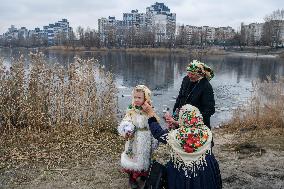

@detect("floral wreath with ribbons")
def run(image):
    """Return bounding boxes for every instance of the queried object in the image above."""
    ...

[186,60,214,81]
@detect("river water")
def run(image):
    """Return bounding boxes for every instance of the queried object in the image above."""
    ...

[1,48,284,127]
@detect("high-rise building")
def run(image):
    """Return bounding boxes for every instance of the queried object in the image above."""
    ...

[2,19,72,46]
[177,25,235,45]
[241,20,284,46]
[45,19,72,45]
[98,2,176,44]
[146,2,176,42]
[4,25,19,41]
[98,16,117,45]
[241,23,264,45]
[18,27,28,39]
[123,9,146,27]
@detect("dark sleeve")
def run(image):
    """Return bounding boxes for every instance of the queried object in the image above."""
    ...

[173,76,187,113]
[148,117,169,144]
[201,82,215,119]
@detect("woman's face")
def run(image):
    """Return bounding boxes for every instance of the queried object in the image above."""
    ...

[187,72,201,82]
[133,91,145,106]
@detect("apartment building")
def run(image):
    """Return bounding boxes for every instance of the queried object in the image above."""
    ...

[98,2,176,44]
[2,19,72,45]
[178,25,235,45]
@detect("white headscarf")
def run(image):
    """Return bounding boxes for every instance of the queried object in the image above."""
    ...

[131,85,152,107]
[167,104,212,177]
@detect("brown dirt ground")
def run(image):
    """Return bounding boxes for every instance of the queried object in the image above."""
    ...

[0,127,283,189]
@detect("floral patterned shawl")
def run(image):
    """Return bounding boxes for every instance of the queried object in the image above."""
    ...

[167,104,212,177]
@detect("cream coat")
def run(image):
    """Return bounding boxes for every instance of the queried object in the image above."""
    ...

[118,110,158,171]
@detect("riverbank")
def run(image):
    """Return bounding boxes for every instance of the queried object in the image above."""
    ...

[0,51,283,188]
[0,124,283,189]
[225,46,284,58]
[45,46,228,55]
[2,46,284,58]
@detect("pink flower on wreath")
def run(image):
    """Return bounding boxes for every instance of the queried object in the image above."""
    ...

[189,117,198,125]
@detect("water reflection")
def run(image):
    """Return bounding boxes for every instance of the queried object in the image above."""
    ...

[101,53,175,89]
[1,48,284,126]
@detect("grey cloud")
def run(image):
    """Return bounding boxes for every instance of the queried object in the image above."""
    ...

[0,0,283,33]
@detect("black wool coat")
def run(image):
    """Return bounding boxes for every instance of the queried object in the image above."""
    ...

[173,76,215,129]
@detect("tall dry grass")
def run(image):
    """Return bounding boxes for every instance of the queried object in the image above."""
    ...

[224,76,284,133]
[0,52,117,132]
[0,53,123,174]
[47,46,109,52]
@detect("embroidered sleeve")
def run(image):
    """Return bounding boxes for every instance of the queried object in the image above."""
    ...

[151,137,159,150]
[148,118,169,144]
[159,133,168,143]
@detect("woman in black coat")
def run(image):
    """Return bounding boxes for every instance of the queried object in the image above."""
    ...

[171,60,215,129]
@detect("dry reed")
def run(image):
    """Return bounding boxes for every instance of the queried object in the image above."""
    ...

[0,53,123,170]
[222,76,284,138]
[0,52,117,131]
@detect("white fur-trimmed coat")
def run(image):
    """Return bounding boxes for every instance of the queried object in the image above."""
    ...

[118,110,158,171]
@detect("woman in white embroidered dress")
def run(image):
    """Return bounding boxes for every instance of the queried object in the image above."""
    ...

[142,103,222,189]
[118,85,158,189]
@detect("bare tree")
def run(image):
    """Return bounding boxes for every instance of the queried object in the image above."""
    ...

[92,30,101,48]
[18,35,27,47]
[200,28,208,47]
[264,9,284,21]
[67,30,76,49]
[190,31,200,46]
[143,27,155,48]
[231,32,243,48]
[154,21,166,47]
[105,26,116,48]
[175,25,187,48]
[124,26,135,48]
[54,31,68,46]
[262,9,284,47]
[84,27,92,48]
[77,26,85,46]
[28,34,42,47]
[84,28,101,48]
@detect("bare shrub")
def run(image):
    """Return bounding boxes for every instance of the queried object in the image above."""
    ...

[0,53,123,184]
[0,52,118,132]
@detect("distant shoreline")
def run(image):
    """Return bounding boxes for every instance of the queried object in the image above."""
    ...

[1,46,284,57]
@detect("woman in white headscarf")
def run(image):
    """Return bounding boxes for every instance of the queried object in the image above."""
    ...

[142,103,222,189]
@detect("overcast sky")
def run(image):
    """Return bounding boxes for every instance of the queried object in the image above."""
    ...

[0,0,283,34]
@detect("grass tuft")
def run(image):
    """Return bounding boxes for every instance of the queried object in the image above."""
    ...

[220,76,284,150]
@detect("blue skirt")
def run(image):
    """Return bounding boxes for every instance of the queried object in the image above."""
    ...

[166,153,222,189]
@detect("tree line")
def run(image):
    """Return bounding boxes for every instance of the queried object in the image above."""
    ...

[1,9,283,49]
[236,9,284,48]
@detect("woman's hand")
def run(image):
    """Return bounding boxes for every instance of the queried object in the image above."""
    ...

[165,116,178,126]
[125,132,134,140]
[142,101,156,117]
[164,113,179,129]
